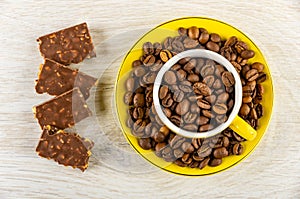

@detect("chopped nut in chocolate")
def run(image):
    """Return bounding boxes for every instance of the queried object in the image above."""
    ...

[33,87,92,129]
[36,125,94,171]
[37,22,96,65]
[35,59,97,99]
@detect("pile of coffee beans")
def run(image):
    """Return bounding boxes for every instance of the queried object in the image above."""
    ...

[159,58,235,132]
[124,26,267,169]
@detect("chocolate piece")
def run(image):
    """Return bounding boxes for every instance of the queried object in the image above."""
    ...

[36,125,94,171]
[37,22,96,65]
[33,88,92,129]
[35,59,97,99]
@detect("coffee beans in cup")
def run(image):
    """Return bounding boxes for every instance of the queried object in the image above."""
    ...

[123,26,267,169]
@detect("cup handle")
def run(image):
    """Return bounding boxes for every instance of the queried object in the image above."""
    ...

[229,116,257,141]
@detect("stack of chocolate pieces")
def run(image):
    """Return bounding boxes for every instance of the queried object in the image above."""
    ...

[33,23,97,171]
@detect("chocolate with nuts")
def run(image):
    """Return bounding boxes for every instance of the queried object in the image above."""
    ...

[33,87,92,129]
[37,22,96,65]
[36,125,94,171]
[35,59,97,99]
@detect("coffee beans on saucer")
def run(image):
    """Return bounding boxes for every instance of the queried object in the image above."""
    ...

[124,26,267,169]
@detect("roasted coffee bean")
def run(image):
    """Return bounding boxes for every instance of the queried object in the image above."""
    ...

[217,92,229,103]
[256,103,263,118]
[199,157,210,169]
[125,77,135,92]
[144,123,153,137]
[197,99,211,109]
[210,33,221,43]
[163,37,173,50]
[175,99,190,115]
[133,119,146,134]
[153,42,163,56]
[173,90,185,102]
[164,70,177,85]
[159,126,170,137]
[205,94,216,104]
[162,108,172,118]
[170,135,185,149]
[143,42,154,55]
[155,142,166,152]
[133,93,145,107]
[159,85,169,99]
[215,64,225,77]
[201,64,215,77]
[239,103,250,117]
[174,148,185,159]
[192,138,201,149]
[153,131,166,143]
[142,72,156,84]
[257,84,264,96]
[251,62,264,72]
[232,143,244,155]
[176,69,187,81]
[161,146,174,162]
[192,153,204,161]
[132,60,143,68]
[231,61,242,73]
[183,124,198,132]
[179,84,193,93]
[209,158,222,167]
[243,96,252,103]
[172,39,185,52]
[199,124,214,132]
[215,115,227,124]
[245,69,259,81]
[178,27,187,36]
[183,37,199,49]
[243,85,252,97]
[256,72,267,83]
[124,91,134,105]
[213,103,228,115]
[143,55,156,67]
[212,78,222,89]
[206,41,220,52]
[203,75,215,88]
[160,49,173,62]
[250,108,258,120]
[138,138,152,150]
[188,26,200,39]
[235,41,248,54]
[183,112,197,124]
[197,145,212,158]
[187,74,200,83]
[221,71,235,87]
[241,49,255,59]
[181,142,194,153]
[199,32,210,44]
[170,115,181,126]
[224,36,237,47]
[193,82,211,96]
[202,109,215,119]
[197,116,209,126]
[213,147,228,158]
[162,93,173,108]
[133,66,146,77]
[181,153,193,164]
[133,107,144,119]
[183,59,197,72]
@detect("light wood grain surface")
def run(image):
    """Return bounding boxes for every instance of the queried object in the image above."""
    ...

[0,0,299,198]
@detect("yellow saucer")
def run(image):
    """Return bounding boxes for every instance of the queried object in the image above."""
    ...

[115,17,274,176]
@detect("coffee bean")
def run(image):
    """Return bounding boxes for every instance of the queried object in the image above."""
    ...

[239,103,250,117]
[197,145,212,158]
[203,75,215,88]
[192,153,204,161]
[205,94,216,104]
[202,109,215,119]
[181,153,192,164]
[242,96,252,103]
[138,138,152,150]
[164,70,177,85]
[209,158,222,167]
[124,91,134,105]
[217,92,229,103]
[215,64,225,77]
[213,147,228,159]
[206,41,220,52]
[196,116,209,126]
[133,119,146,134]
[188,26,200,39]
[224,36,237,47]
[133,66,146,77]
[199,32,209,44]
[170,135,185,149]
[187,74,200,83]
[245,69,259,81]
[159,85,169,99]
[183,112,197,124]
[235,41,248,54]
[176,69,187,81]
[143,55,156,67]
[153,42,163,56]
[132,60,143,68]
[251,62,264,72]
[250,108,258,120]
[160,49,173,62]
[133,93,145,107]
[161,93,173,108]
[183,37,199,49]
[193,82,211,96]
[173,148,185,159]
[243,85,252,97]
[213,79,222,89]
[183,59,197,72]
[199,157,210,169]
[173,90,184,102]
[210,33,221,43]
[125,77,135,92]
[181,142,194,153]
[183,124,198,132]
[201,64,215,77]
[241,50,255,59]
[175,99,190,115]
[170,115,181,127]
[212,103,228,115]
[163,37,173,50]
[221,71,235,87]
[153,131,166,143]
[133,107,144,119]
[197,99,211,109]
[155,142,166,152]
[143,42,154,55]
[256,72,267,83]
[142,72,156,84]
[178,27,187,36]
[190,103,200,114]
[199,124,214,132]
[255,103,263,118]
[231,61,242,73]
[232,143,244,155]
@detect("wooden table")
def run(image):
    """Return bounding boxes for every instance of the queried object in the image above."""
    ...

[0,0,299,198]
